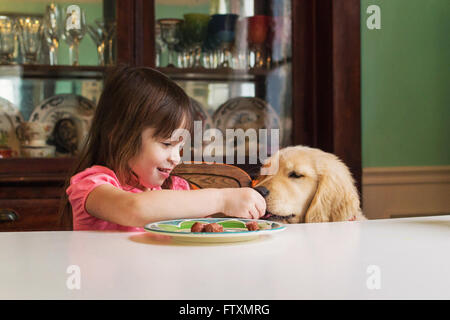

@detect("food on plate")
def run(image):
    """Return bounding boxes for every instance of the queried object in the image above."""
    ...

[190,221,266,233]
[203,223,223,232]
[258,223,271,230]
[190,222,207,232]
[190,222,223,232]
[246,221,259,231]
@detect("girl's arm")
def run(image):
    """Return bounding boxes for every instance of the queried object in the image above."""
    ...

[85,185,265,227]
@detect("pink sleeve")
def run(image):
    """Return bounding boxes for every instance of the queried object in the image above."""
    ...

[171,176,191,190]
[66,167,122,226]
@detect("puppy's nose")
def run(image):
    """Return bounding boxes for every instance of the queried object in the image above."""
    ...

[254,186,270,198]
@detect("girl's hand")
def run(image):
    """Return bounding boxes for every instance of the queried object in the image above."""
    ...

[222,188,267,219]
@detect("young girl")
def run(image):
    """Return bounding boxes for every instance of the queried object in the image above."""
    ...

[60,65,266,231]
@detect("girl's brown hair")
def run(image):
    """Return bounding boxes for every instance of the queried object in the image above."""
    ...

[59,65,193,229]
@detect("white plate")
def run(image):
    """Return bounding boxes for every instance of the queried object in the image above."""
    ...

[213,97,281,134]
[0,97,24,157]
[29,94,95,155]
[211,97,281,158]
[190,97,213,131]
[145,218,286,243]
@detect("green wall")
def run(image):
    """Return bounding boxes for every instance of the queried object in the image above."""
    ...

[361,0,450,167]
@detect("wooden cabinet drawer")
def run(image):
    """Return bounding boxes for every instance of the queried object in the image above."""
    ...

[0,184,65,199]
[0,199,71,231]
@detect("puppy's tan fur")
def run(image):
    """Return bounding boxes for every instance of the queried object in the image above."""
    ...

[255,146,365,223]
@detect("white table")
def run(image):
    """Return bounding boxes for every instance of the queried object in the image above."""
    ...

[1,215,449,300]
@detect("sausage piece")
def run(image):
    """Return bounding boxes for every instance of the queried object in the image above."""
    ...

[204,223,223,232]
[191,222,207,232]
[246,221,259,231]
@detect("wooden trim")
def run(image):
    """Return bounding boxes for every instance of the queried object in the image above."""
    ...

[0,65,106,79]
[292,0,314,147]
[116,0,135,64]
[363,166,450,185]
[0,199,70,232]
[176,173,248,189]
[172,162,252,188]
[331,0,362,193]
[135,0,155,66]
[315,0,334,152]
[362,166,450,219]
[0,158,74,176]
[293,0,361,193]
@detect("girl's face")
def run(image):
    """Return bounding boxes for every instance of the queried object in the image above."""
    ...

[128,127,185,189]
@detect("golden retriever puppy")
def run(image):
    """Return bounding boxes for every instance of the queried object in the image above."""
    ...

[254,145,365,223]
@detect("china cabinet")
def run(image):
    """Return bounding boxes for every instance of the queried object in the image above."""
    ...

[0,0,361,231]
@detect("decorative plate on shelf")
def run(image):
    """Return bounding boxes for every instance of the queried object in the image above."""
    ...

[190,97,213,131]
[29,94,95,156]
[0,97,24,157]
[212,97,281,136]
[144,218,286,243]
[212,97,281,156]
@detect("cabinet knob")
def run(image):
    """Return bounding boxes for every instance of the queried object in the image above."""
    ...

[0,209,19,223]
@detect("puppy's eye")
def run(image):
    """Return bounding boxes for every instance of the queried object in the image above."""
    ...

[289,171,304,179]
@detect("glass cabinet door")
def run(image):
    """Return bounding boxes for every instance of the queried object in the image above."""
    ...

[0,0,117,159]
[154,0,292,170]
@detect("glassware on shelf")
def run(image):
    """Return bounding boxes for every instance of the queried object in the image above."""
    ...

[175,21,190,68]
[43,3,62,66]
[183,14,210,68]
[87,19,115,66]
[158,18,182,68]
[63,5,86,66]
[247,15,270,69]
[87,24,105,66]
[17,17,44,64]
[204,15,222,69]
[97,19,116,66]
[232,18,249,70]
[209,0,232,15]
[0,16,16,64]
[155,23,164,67]
[206,14,238,68]
[202,36,218,69]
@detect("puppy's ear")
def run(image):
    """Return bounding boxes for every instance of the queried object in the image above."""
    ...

[304,168,361,223]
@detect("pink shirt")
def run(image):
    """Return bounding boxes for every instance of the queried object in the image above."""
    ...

[66,165,190,231]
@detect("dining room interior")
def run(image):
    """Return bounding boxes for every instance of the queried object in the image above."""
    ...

[0,0,450,231]
[0,0,448,229]
[0,0,449,304]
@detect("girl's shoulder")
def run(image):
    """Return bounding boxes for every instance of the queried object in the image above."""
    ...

[66,165,125,208]
[70,165,120,186]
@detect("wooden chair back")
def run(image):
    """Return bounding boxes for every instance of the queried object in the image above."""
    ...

[172,162,253,189]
